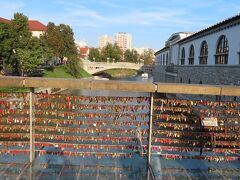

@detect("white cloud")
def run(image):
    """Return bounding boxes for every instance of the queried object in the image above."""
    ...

[100,1,127,9]
[0,1,24,18]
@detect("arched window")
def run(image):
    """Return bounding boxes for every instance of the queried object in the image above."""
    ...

[166,53,169,65]
[180,47,185,65]
[199,41,208,64]
[215,35,229,64]
[189,45,194,65]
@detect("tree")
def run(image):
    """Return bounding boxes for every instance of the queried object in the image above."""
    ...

[16,36,53,76]
[89,48,100,62]
[124,49,138,63]
[44,22,80,76]
[0,13,52,75]
[101,43,123,62]
[44,23,78,63]
[67,55,81,78]
[140,49,155,65]
[112,43,123,62]
[44,22,63,62]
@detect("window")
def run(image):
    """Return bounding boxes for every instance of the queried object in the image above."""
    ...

[180,77,183,83]
[166,53,169,65]
[199,41,208,64]
[215,35,229,64]
[238,52,240,64]
[189,45,194,65]
[180,47,185,65]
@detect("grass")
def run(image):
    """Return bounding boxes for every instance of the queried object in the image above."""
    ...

[102,68,138,78]
[0,87,30,93]
[43,65,91,78]
[43,65,75,78]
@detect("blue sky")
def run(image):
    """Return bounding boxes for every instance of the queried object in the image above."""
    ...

[0,0,239,50]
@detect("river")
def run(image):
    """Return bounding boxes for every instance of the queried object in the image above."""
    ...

[63,74,154,97]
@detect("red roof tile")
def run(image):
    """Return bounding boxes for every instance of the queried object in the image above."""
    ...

[80,47,90,54]
[28,20,47,31]
[0,17,11,23]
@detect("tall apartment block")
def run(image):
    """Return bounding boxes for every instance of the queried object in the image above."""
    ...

[114,32,132,52]
[98,35,112,49]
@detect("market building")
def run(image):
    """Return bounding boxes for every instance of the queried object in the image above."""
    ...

[154,14,240,85]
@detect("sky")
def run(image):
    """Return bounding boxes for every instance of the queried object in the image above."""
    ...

[0,0,239,50]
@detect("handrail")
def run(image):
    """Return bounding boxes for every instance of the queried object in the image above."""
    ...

[0,76,240,96]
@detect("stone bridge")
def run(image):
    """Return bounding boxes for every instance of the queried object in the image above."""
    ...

[82,61,154,74]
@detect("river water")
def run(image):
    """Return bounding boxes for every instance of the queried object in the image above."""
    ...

[63,75,154,97]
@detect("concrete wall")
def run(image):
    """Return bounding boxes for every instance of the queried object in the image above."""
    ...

[154,65,240,85]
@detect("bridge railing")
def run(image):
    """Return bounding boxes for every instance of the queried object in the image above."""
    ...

[1,76,240,96]
[0,76,239,179]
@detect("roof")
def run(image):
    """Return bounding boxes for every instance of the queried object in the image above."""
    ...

[28,20,47,31]
[0,17,47,31]
[178,14,240,44]
[155,46,169,55]
[80,47,90,54]
[0,17,10,23]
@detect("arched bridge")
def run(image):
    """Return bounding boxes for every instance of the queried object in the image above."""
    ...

[82,61,154,74]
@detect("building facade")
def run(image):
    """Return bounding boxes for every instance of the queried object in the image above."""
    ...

[0,17,47,38]
[114,32,132,52]
[28,20,47,38]
[154,14,240,85]
[98,35,112,49]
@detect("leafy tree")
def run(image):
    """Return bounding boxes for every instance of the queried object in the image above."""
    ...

[67,55,81,78]
[124,49,138,63]
[17,36,53,75]
[89,48,100,62]
[44,22,63,62]
[140,49,155,65]
[101,43,123,62]
[44,23,78,63]
[0,13,53,75]
[112,43,123,62]
[44,22,80,76]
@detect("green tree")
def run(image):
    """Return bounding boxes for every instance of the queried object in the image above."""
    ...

[140,49,155,65]
[124,49,138,63]
[16,36,53,76]
[44,22,80,77]
[67,55,81,78]
[0,13,52,75]
[89,48,100,62]
[112,43,123,62]
[101,43,123,62]
[44,22,63,62]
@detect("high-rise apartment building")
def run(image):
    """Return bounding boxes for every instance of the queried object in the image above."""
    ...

[114,32,132,52]
[98,35,112,49]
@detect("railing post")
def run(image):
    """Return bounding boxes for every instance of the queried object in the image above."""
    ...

[148,92,154,165]
[29,87,35,163]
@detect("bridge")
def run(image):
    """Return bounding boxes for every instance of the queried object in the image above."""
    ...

[0,77,239,179]
[82,61,154,74]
